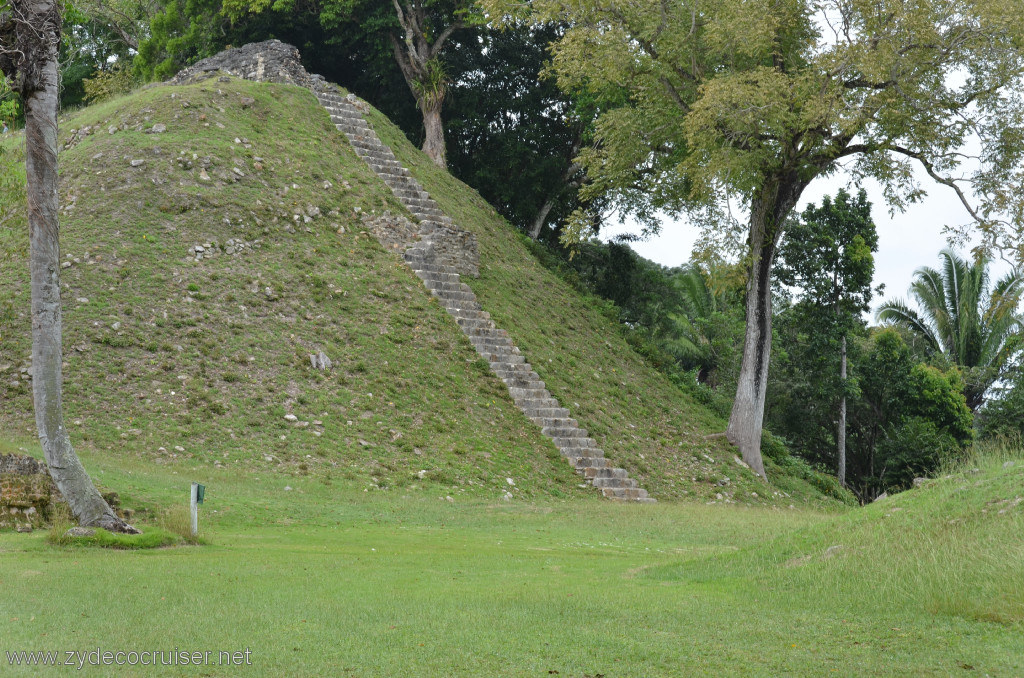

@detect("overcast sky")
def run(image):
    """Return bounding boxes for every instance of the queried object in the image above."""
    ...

[602,162,1012,318]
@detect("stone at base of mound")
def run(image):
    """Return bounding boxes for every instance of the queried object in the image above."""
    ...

[66,526,97,538]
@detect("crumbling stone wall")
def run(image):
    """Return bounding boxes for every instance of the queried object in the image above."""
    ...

[427,222,479,278]
[170,40,322,88]
[362,212,421,257]
[0,454,59,531]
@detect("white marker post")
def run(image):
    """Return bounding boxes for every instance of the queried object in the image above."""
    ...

[190,482,199,537]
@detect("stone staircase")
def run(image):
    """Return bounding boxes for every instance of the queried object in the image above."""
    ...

[314,87,653,503]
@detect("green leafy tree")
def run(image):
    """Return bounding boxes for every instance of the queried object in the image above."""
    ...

[774,189,879,484]
[73,0,164,51]
[878,249,1024,411]
[0,72,20,125]
[977,364,1024,440]
[134,0,230,81]
[60,2,139,108]
[848,329,973,500]
[444,24,595,241]
[484,0,1024,477]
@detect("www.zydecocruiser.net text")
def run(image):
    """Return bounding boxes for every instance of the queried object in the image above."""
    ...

[6,647,253,669]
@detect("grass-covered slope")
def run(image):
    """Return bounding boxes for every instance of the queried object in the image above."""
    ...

[652,446,1024,632]
[0,77,840,505]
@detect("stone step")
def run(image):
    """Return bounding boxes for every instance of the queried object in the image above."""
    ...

[344,128,385,142]
[450,307,489,321]
[369,163,410,178]
[441,298,483,313]
[327,112,368,126]
[332,117,371,130]
[426,281,473,295]
[324,102,361,115]
[522,406,571,419]
[464,326,508,339]
[478,349,520,364]
[529,416,578,429]
[392,187,430,201]
[470,334,513,347]
[603,487,650,501]
[456,318,495,332]
[552,436,598,449]
[383,175,422,191]
[415,270,461,284]
[593,476,640,489]
[338,127,372,140]
[581,467,629,480]
[404,196,439,211]
[409,207,445,220]
[360,149,400,165]
[418,217,455,230]
[508,386,550,400]
[502,375,544,390]
[408,259,456,273]
[451,308,489,320]
[409,260,451,273]
[377,169,416,183]
[452,313,488,325]
[475,345,518,360]
[514,396,561,410]
[360,150,401,165]
[542,426,588,439]
[567,456,608,469]
[494,368,538,381]
[379,168,415,182]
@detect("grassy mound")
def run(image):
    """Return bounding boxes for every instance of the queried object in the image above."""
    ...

[0,77,842,506]
[649,444,1024,625]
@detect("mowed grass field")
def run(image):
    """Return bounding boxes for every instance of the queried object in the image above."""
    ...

[1,440,1021,676]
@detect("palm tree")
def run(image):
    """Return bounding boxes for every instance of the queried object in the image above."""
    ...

[877,249,1024,411]
[665,262,744,388]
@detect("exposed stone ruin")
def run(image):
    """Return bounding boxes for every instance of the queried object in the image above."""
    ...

[0,453,60,532]
[170,40,320,88]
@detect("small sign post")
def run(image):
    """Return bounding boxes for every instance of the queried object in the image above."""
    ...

[190,482,205,537]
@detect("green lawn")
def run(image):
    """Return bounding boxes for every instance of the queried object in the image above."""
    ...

[1,444,1020,676]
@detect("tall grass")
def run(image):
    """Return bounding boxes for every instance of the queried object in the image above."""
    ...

[159,503,201,544]
[837,440,1024,624]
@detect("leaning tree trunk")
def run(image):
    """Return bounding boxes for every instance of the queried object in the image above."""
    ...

[529,196,556,240]
[15,0,135,532]
[727,176,807,478]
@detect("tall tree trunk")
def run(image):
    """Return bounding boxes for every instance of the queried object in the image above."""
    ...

[727,175,807,478]
[726,216,776,478]
[14,0,135,532]
[837,334,847,486]
[420,95,447,168]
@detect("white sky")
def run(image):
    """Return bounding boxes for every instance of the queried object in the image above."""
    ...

[602,164,1012,317]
